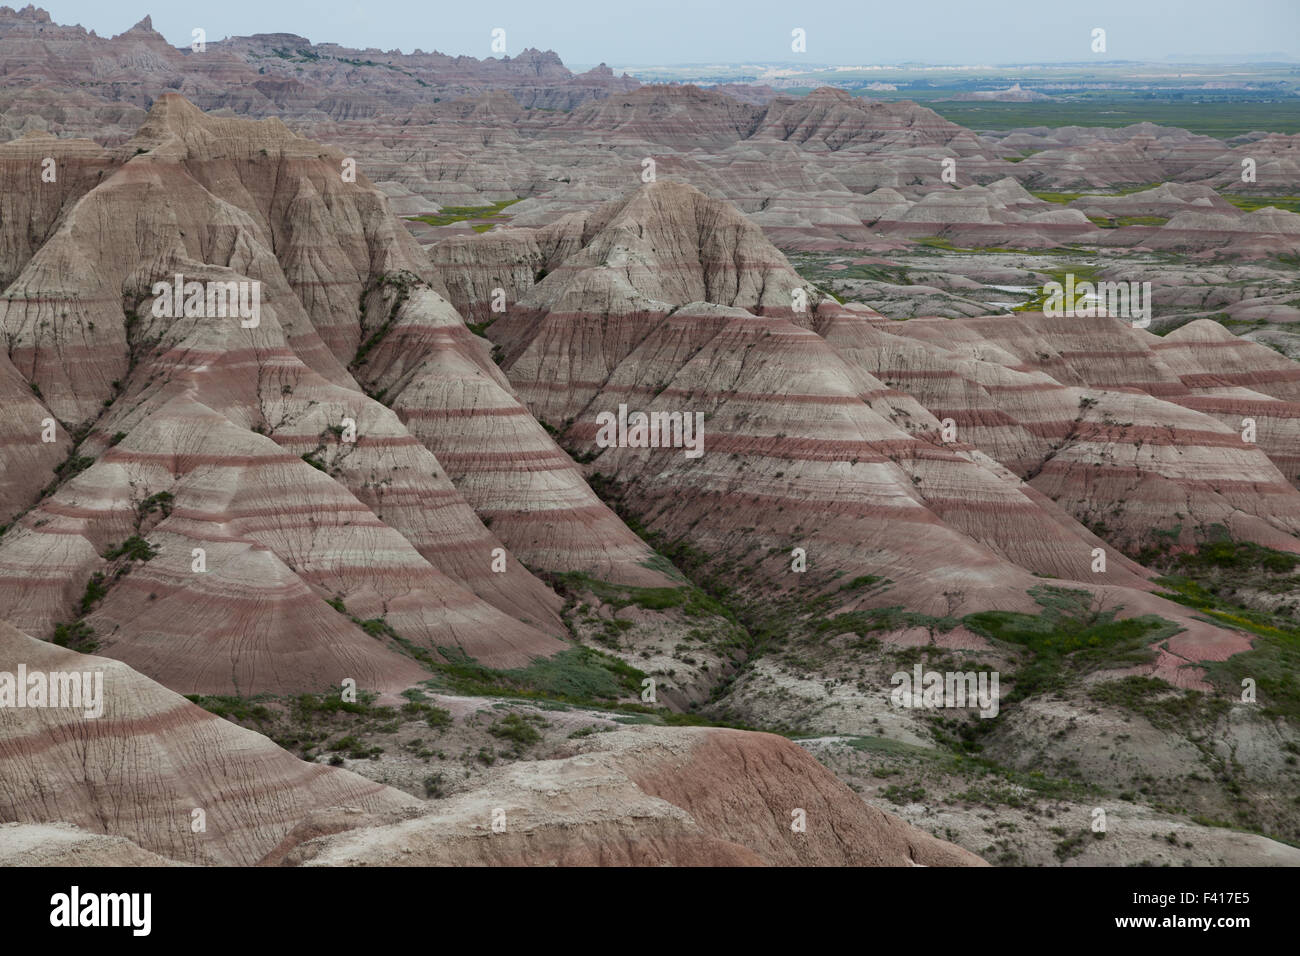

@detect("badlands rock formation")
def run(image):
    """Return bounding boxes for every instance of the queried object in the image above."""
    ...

[0,822,187,866]
[874,312,1300,556]
[0,619,980,867]
[0,621,419,865]
[2,4,1296,255]
[441,182,1285,649]
[275,727,985,867]
[0,10,1298,868]
[0,94,595,692]
[0,5,635,139]
[0,96,993,869]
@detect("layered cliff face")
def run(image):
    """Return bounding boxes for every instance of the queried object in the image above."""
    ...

[0,621,984,868]
[0,95,595,693]
[351,283,670,587]
[0,622,421,865]
[421,179,1300,734]
[436,183,1288,628]
[751,87,990,155]
[6,99,989,869]
[554,84,765,148]
[0,6,633,135]
[1151,320,1300,485]
[0,131,114,286]
[2,85,1298,868]
[822,312,1300,557]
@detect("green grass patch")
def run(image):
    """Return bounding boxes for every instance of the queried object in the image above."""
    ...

[79,572,108,615]
[136,490,174,521]
[405,199,520,228]
[183,694,274,723]
[813,605,959,637]
[1088,676,1230,730]
[1031,191,1086,205]
[1013,263,1102,312]
[964,585,1179,702]
[1170,539,1299,576]
[50,620,98,653]
[881,782,926,804]
[488,711,545,752]
[1223,195,1300,216]
[1155,552,1300,723]
[1088,215,1169,228]
[428,644,644,703]
[839,574,887,592]
[550,571,738,624]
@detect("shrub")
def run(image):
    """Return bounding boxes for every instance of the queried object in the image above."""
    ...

[102,535,158,562]
[488,712,543,751]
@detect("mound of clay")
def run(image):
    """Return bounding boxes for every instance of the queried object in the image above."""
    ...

[0,822,187,866]
[0,621,420,865]
[275,727,986,867]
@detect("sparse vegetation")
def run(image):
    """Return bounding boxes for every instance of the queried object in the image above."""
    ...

[405,199,521,228]
[102,535,159,562]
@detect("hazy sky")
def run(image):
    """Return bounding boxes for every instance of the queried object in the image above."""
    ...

[43,1,1300,66]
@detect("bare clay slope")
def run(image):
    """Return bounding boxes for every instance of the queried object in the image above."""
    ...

[879,313,1300,557]
[0,621,420,866]
[444,186,1200,612]
[277,727,985,867]
[0,620,984,868]
[0,95,586,691]
[426,183,1278,705]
